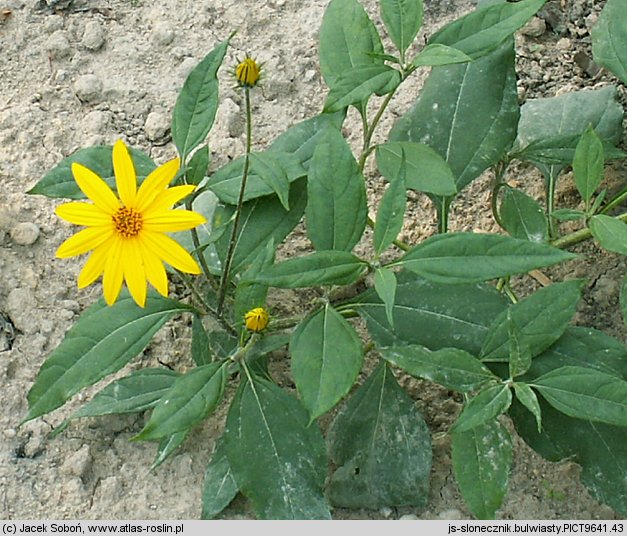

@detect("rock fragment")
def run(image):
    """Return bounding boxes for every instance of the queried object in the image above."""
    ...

[81,20,105,51]
[10,222,40,246]
[45,30,71,59]
[144,111,170,141]
[74,74,103,103]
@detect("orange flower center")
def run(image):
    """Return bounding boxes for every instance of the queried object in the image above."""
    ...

[112,207,143,238]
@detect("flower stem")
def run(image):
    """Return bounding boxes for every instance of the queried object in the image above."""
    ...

[217,87,253,315]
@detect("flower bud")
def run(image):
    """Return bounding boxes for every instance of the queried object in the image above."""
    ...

[244,307,269,332]
[235,56,261,88]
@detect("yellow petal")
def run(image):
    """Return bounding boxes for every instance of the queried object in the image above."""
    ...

[56,227,113,258]
[72,163,120,214]
[143,185,196,215]
[56,202,112,227]
[113,140,137,207]
[77,238,115,288]
[141,231,201,274]
[102,236,124,305]
[136,158,181,212]
[122,239,147,308]
[139,239,169,297]
[143,210,207,232]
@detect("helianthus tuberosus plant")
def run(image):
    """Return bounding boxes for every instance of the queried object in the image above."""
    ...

[25,0,627,520]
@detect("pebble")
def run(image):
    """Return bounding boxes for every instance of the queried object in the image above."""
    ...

[520,16,546,38]
[81,20,105,51]
[6,288,36,334]
[437,509,465,520]
[10,222,40,245]
[74,74,103,103]
[144,111,170,141]
[151,22,175,46]
[556,37,572,52]
[399,514,419,520]
[82,110,110,134]
[379,506,393,518]
[45,30,71,60]
[61,445,92,479]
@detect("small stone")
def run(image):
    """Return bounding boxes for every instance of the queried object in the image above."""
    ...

[6,288,36,334]
[81,20,105,51]
[74,74,102,103]
[379,507,393,518]
[82,110,110,134]
[437,509,465,520]
[399,514,419,520]
[45,30,71,60]
[556,37,572,52]
[151,22,174,46]
[10,222,40,245]
[144,111,170,141]
[61,445,92,479]
[521,16,546,37]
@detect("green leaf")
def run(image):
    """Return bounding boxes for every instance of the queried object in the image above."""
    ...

[509,396,627,516]
[507,310,532,379]
[152,431,188,470]
[225,374,331,519]
[201,436,239,520]
[27,146,156,199]
[290,304,363,421]
[135,363,227,441]
[381,345,498,392]
[352,272,508,355]
[306,126,367,252]
[319,0,384,87]
[323,65,401,113]
[374,152,407,257]
[248,153,292,211]
[394,232,576,284]
[513,383,542,433]
[373,267,397,328]
[551,208,585,222]
[507,327,627,515]
[499,186,547,242]
[252,251,367,289]
[185,145,210,186]
[191,314,213,366]
[390,40,519,193]
[327,362,431,509]
[269,112,346,170]
[215,178,308,277]
[206,151,305,205]
[380,0,423,57]
[512,86,623,178]
[591,0,627,84]
[622,275,627,326]
[451,421,513,519]
[172,38,229,160]
[233,240,275,331]
[24,292,192,423]
[481,279,584,362]
[376,141,457,197]
[452,384,512,433]
[429,0,546,59]
[589,215,627,256]
[531,366,627,427]
[411,43,472,67]
[72,368,179,419]
[573,125,605,208]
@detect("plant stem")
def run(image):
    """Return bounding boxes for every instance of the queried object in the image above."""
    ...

[358,88,398,172]
[551,211,627,249]
[185,195,218,290]
[545,168,558,239]
[601,187,627,215]
[217,87,253,315]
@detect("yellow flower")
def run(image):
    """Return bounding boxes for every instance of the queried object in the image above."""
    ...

[235,56,261,88]
[244,307,269,332]
[55,140,207,308]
